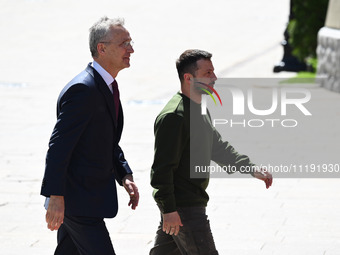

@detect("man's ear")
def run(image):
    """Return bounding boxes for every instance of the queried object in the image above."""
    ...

[183,73,193,84]
[97,43,105,55]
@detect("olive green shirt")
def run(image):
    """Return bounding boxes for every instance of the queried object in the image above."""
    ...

[151,93,255,213]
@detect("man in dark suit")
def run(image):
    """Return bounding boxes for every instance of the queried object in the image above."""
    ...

[41,16,139,255]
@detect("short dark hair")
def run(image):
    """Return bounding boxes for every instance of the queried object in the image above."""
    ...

[176,49,212,82]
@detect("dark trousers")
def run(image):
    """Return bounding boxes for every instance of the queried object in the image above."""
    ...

[54,215,115,255]
[150,207,218,255]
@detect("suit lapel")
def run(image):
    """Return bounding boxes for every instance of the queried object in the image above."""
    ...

[85,64,118,128]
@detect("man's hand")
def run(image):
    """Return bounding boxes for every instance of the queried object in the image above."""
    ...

[123,174,139,210]
[162,211,183,236]
[254,168,273,189]
[46,195,65,231]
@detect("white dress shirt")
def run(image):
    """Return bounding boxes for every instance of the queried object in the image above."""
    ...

[92,61,115,93]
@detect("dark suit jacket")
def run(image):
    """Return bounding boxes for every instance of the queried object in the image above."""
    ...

[41,63,132,218]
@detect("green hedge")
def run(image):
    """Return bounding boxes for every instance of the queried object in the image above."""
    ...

[287,0,329,62]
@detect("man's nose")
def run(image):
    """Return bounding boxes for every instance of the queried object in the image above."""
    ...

[212,72,217,81]
[128,45,134,53]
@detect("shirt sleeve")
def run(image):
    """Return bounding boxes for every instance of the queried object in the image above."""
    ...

[211,125,256,176]
[150,113,187,213]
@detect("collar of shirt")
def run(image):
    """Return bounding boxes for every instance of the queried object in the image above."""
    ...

[92,61,115,93]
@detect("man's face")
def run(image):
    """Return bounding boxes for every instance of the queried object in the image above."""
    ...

[192,59,217,94]
[101,26,134,72]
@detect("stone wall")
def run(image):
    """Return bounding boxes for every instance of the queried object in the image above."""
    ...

[317,27,340,92]
[317,0,340,93]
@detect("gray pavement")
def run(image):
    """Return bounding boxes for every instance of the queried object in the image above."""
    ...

[1,0,340,254]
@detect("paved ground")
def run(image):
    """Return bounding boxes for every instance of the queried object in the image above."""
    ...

[0,0,339,254]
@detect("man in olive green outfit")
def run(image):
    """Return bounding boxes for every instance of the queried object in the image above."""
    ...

[150,49,273,255]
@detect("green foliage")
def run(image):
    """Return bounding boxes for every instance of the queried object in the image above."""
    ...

[280,74,316,84]
[295,72,316,79]
[287,0,329,61]
[306,57,318,71]
[295,58,317,79]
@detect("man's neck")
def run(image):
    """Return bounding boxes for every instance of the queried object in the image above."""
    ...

[93,58,119,78]
[180,87,202,104]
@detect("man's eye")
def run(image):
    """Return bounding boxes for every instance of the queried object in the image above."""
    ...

[121,40,134,48]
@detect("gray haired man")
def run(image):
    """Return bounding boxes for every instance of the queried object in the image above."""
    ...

[41,16,139,255]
